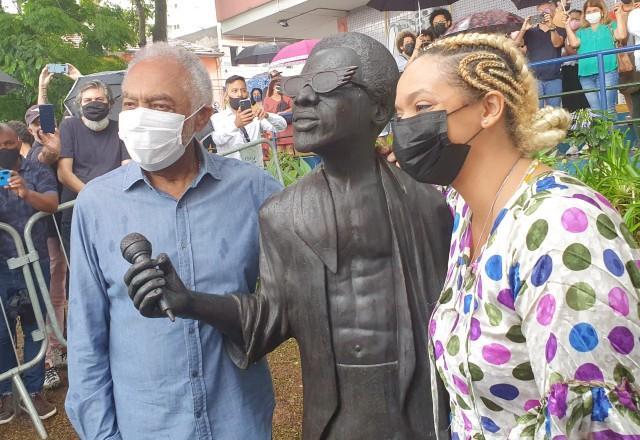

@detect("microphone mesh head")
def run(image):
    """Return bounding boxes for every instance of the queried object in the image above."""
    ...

[120,232,151,263]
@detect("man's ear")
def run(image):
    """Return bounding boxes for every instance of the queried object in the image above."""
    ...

[371,102,389,128]
[193,105,214,133]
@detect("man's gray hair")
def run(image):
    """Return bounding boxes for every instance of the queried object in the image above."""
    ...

[127,43,213,110]
[0,122,17,136]
[75,80,114,107]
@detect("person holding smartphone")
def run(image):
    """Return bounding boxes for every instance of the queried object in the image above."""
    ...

[211,75,286,160]
[0,123,58,424]
[515,0,567,108]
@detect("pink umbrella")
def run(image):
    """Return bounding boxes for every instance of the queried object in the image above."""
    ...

[270,39,320,68]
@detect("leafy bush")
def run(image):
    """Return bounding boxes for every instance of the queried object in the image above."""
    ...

[266,152,313,187]
[537,110,640,239]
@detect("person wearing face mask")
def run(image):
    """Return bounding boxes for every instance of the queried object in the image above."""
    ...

[65,43,282,440]
[57,80,130,261]
[390,32,640,439]
[515,0,567,108]
[0,123,59,425]
[211,75,286,161]
[560,9,591,113]
[566,0,628,112]
[394,30,417,72]
[429,9,453,39]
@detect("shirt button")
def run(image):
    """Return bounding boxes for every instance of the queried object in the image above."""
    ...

[353,344,362,353]
[191,371,198,378]
[181,242,187,249]
[195,411,202,419]
[189,327,195,334]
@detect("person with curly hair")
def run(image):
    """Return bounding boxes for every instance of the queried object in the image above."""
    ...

[392,32,640,439]
[395,30,417,72]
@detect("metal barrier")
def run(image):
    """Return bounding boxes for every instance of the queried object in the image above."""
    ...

[0,222,50,439]
[0,201,74,439]
[530,43,640,125]
[219,137,285,185]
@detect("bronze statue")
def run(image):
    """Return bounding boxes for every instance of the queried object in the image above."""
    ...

[125,32,452,439]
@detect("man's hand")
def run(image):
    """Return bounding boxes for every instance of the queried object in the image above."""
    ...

[254,107,267,120]
[124,253,190,318]
[6,171,30,199]
[65,63,82,81]
[40,129,61,153]
[522,16,533,31]
[39,66,55,89]
[234,108,254,128]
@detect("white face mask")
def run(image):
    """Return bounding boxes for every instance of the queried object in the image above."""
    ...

[585,11,601,24]
[118,106,201,172]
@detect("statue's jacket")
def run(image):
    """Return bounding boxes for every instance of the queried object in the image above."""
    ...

[226,158,453,439]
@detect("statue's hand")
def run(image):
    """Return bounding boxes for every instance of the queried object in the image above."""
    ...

[123,253,191,318]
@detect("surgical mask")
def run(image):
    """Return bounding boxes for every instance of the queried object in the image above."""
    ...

[404,43,415,56]
[0,148,19,169]
[585,11,601,24]
[228,97,242,110]
[391,108,480,185]
[118,106,202,172]
[434,23,447,36]
[82,101,110,121]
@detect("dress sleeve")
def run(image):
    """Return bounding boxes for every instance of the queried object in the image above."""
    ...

[507,193,640,438]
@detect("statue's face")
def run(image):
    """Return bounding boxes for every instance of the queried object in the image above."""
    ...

[291,47,371,154]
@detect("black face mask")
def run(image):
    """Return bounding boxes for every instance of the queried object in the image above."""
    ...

[434,23,448,36]
[0,148,19,169]
[391,108,481,185]
[228,97,242,110]
[82,101,110,121]
[404,43,415,56]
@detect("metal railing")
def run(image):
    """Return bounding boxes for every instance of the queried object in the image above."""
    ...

[219,137,285,185]
[0,201,74,439]
[530,43,640,125]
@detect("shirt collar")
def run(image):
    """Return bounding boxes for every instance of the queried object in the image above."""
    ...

[122,141,222,192]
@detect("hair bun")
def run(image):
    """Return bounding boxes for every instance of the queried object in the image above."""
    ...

[521,106,571,154]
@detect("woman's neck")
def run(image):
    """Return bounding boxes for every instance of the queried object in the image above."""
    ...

[451,131,530,252]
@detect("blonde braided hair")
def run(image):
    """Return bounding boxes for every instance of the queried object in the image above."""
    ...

[422,33,571,155]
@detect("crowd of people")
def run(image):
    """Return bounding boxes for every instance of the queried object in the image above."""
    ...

[395,0,640,120]
[0,2,638,439]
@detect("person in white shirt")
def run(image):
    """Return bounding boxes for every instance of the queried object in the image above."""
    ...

[212,75,287,160]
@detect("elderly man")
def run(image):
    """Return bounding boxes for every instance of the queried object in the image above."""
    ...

[65,44,281,439]
[126,32,452,439]
[0,123,58,424]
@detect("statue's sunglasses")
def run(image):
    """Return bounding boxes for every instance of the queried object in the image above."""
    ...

[281,66,367,98]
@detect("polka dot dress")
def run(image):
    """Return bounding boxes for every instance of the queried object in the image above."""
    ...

[430,163,640,439]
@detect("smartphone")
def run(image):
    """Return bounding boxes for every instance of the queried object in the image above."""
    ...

[239,98,252,112]
[47,63,68,74]
[530,14,547,25]
[0,169,11,187]
[38,104,56,134]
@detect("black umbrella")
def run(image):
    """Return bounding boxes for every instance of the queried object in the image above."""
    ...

[367,0,456,10]
[235,42,289,65]
[0,70,22,95]
[510,0,545,8]
[64,70,125,121]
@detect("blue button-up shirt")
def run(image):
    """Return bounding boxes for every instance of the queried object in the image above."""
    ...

[0,157,56,264]
[65,146,282,440]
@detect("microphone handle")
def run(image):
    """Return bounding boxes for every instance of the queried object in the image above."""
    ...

[135,255,176,322]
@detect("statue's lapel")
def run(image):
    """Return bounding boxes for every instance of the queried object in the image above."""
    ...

[293,168,339,274]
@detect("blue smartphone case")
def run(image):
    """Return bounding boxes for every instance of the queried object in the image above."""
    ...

[0,169,11,187]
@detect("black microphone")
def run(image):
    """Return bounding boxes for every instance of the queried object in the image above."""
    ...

[120,232,175,322]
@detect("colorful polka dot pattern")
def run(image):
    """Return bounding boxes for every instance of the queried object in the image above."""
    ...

[431,168,640,439]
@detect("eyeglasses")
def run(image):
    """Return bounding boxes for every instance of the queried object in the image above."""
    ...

[281,66,367,98]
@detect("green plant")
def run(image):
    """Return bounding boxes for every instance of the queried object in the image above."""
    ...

[537,111,640,240]
[266,152,313,187]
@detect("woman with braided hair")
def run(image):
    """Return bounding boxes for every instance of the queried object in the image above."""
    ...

[391,32,640,439]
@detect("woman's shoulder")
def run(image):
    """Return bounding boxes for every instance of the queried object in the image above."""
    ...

[510,170,637,252]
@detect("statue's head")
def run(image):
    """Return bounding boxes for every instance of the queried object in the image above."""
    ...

[284,32,399,155]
